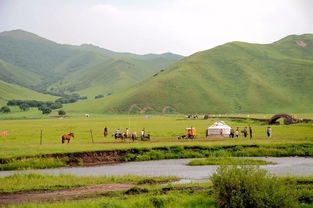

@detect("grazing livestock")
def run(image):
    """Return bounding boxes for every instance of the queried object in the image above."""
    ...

[61,133,74,144]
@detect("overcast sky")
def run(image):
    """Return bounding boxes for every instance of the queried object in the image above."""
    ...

[0,0,312,56]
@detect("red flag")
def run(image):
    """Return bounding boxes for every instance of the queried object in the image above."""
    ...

[1,131,7,137]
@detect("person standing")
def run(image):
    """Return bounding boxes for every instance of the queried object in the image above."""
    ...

[141,128,145,139]
[249,126,252,139]
[104,126,108,137]
[267,127,272,138]
[243,127,248,138]
[229,128,234,138]
[235,127,239,138]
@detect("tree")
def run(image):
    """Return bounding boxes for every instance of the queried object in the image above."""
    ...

[95,94,104,99]
[40,106,52,114]
[49,102,62,110]
[0,106,10,113]
[58,110,66,116]
[19,103,30,111]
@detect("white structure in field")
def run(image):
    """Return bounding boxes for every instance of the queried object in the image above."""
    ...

[206,121,231,137]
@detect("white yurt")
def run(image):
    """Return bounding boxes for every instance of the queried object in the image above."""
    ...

[206,121,231,137]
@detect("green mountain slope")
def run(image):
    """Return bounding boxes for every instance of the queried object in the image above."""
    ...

[0,81,56,106]
[71,34,313,114]
[0,59,41,88]
[0,30,183,97]
[79,44,183,60]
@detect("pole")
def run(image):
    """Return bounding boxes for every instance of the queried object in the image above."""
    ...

[40,130,43,145]
[90,129,94,143]
[128,112,130,129]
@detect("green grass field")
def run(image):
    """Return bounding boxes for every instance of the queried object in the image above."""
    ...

[0,114,312,207]
[0,173,177,193]
[0,114,312,159]
[2,174,312,208]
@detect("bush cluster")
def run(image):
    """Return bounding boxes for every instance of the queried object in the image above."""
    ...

[0,106,11,113]
[7,99,63,114]
[211,166,298,208]
[95,94,104,99]
[55,93,86,104]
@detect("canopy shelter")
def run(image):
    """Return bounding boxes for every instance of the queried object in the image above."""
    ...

[206,121,231,138]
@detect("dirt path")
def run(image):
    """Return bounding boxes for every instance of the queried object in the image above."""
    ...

[0,183,133,205]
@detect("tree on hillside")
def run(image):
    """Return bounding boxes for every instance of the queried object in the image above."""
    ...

[95,94,104,99]
[48,102,62,110]
[40,106,52,114]
[0,106,11,113]
[58,110,66,116]
[19,103,30,111]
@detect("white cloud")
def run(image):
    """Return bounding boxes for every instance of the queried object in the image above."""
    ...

[0,0,312,55]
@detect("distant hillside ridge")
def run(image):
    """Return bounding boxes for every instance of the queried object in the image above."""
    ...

[71,33,313,114]
[0,29,183,98]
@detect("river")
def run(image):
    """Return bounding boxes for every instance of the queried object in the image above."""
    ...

[0,157,312,183]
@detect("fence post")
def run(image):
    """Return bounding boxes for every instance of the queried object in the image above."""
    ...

[40,130,43,145]
[90,129,94,143]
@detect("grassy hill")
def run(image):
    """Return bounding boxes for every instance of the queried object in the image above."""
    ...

[0,30,182,98]
[0,81,56,106]
[0,59,41,89]
[69,34,313,114]
[79,44,183,60]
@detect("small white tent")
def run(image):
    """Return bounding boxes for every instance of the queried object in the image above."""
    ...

[206,121,231,137]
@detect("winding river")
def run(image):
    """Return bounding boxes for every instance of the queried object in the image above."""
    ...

[0,157,312,182]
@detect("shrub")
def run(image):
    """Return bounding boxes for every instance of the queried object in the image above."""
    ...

[19,103,30,111]
[124,153,137,162]
[40,106,52,114]
[58,110,66,116]
[95,94,104,99]
[0,106,10,113]
[150,196,166,208]
[211,166,298,208]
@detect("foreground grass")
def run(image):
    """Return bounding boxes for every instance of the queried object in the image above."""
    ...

[187,157,275,166]
[0,157,69,171]
[9,190,216,208]
[4,175,313,208]
[0,173,178,193]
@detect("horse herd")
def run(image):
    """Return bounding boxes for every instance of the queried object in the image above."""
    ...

[61,132,150,144]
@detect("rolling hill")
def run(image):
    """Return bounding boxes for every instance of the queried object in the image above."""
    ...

[69,34,313,114]
[0,81,56,106]
[0,30,183,98]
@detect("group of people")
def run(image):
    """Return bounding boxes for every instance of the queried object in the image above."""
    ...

[103,127,147,139]
[228,126,253,139]
[228,126,272,138]
[103,125,273,140]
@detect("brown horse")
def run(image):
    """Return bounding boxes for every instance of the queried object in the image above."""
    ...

[62,133,74,144]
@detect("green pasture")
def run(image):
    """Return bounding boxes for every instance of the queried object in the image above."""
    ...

[0,114,312,158]
[0,173,177,193]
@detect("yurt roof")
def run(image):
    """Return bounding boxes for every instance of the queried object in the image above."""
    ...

[208,121,231,129]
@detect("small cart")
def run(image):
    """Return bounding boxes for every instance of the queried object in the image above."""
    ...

[178,127,197,139]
